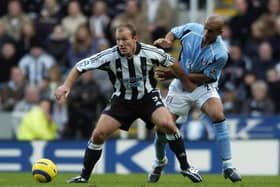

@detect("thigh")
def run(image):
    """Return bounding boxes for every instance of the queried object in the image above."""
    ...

[93,114,122,139]
[192,83,220,109]
[103,97,137,131]
[201,97,225,121]
[139,90,165,129]
[165,91,192,118]
[151,106,177,133]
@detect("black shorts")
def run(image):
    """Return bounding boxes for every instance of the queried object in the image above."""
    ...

[103,90,164,131]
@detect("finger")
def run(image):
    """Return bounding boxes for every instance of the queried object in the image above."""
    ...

[55,95,61,101]
[65,91,69,98]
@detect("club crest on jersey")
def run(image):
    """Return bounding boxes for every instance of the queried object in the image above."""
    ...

[201,59,207,65]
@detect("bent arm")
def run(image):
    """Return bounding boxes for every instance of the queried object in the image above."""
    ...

[187,73,214,85]
[63,67,81,88]
[55,67,82,102]
[153,32,175,48]
[170,61,197,91]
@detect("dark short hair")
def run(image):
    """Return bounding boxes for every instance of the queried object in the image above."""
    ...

[115,23,137,37]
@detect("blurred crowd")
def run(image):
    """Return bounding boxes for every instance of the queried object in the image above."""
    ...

[0,0,279,140]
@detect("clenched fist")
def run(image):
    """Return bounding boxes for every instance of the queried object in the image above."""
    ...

[55,85,70,102]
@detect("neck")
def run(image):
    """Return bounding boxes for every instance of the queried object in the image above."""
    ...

[202,37,216,47]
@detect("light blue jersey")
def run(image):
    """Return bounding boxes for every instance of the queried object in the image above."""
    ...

[171,23,229,81]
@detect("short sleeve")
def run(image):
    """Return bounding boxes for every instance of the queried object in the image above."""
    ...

[203,54,228,80]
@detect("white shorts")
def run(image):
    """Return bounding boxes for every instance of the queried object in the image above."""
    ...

[165,79,220,121]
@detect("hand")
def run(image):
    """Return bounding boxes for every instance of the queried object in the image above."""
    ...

[55,85,70,102]
[153,38,172,48]
[155,67,175,80]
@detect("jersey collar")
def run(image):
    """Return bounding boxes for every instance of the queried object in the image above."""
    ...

[117,42,141,57]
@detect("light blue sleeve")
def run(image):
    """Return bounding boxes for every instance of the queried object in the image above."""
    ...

[171,23,201,39]
[203,54,228,81]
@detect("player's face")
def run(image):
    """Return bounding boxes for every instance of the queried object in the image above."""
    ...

[203,21,221,43]
[115,28,137,57]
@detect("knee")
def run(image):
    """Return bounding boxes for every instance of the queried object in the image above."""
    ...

[210,112,225,122]
[157,119,177,134]
[92,130,106,144]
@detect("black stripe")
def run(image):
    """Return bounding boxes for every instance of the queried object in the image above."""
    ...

[148,69,157,88]
[107,69,115,91]
[32,170,51,182]
[127,58,138,101]
[140,57,147,95]
[99,61,110,70]
[151,59,160,66]
[179,29,191,40]
[178,47,183,62]
[115,58,126,98]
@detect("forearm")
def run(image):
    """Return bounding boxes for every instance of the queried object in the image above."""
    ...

[63,67,81,88]
[187,73,214,85]
[171,62,197,91]
[165,32,175,42]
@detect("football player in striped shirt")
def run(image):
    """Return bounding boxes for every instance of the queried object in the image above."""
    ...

[55,23,202,183]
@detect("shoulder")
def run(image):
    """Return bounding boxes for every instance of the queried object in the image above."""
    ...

[214,37,229,60]
[19,55,33,64]
[91,46,118,60]
[140,43,165,54]
[171,23,203,38]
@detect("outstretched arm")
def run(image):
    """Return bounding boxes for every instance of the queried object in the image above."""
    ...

[55,67,81,102]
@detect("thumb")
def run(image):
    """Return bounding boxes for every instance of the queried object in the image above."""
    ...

[65,90,70,98]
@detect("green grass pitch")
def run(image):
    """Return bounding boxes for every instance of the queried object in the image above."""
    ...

[0,173,279,187]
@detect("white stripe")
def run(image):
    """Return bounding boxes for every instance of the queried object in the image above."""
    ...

[57,164,82,172]
[55,150,84,157]
[0,150,21,156]
[0,164,21,170]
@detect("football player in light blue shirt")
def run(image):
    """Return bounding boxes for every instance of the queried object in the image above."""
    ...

[148,15,242,183]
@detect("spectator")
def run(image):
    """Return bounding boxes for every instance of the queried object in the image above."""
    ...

[34,0,62,42]
[67,23,99,67]
[266,67,280,113]
[105,0,126,17]
[17,21,36,57]
[12,85,40,136]
[222,44,250,92]
[0,41,19,83]
[273,16,280,59]
[142,0,174,41]
[89,0,111,40]
[241,80,275,116]
[45,25,70,74]
[220,22,232,48]
[110,0,151,44]
[0,66,26,111]
[16,98,57,140]
[247,14,277,59]
[39,65,62,100]
[222,85,241,115]
[266,0,280,18]
[1,0,31,41]
[18,38,56,86]
[52,98,68,139]
[239,71,257,100]
[252,41,277,80]
[66,71,106,139]
[62,0,87,42]
[0,19,15,50]
[228,0,259,47]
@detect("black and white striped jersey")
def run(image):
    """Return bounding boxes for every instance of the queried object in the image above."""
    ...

[76,42,175,101]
